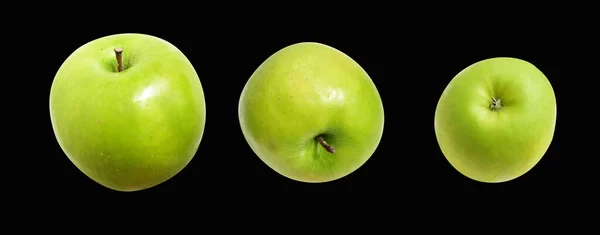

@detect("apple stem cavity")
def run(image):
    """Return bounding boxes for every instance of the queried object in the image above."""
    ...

[114,48,124,72]
[490,97,503,111]
[316,135,336,154]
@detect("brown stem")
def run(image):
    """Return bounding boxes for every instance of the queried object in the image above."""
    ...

[316,135,336,154]
[114,48,124,72]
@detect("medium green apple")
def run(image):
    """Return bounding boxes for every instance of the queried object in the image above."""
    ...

[49,33,206,192]
[434,57,557,183]
[238,42,385,183]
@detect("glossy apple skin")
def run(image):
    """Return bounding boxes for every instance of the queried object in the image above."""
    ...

[434,57,556,183]
[239,42,385,183]
[49,33,206,192]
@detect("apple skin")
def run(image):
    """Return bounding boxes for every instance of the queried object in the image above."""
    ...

[434,57,557,183]
[49,33,206,192]
[238,42,385,183]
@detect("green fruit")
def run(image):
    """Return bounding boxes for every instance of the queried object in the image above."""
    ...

[238,42,385,183]
[49,33,206,192]
[434,57,557,183]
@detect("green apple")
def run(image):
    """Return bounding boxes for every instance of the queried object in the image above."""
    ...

[434,57,557,183]
[238,42,385,183]
[49,33,206,192]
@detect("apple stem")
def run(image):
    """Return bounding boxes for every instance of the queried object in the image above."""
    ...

[114,48,124,72]
[490,97,502,111]
[316,135,336,154]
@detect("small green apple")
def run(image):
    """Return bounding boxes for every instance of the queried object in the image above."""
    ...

[49,33,206,192]
[434,57,557,183]
[238,42,385,183]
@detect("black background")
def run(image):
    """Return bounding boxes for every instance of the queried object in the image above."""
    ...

[28,14,590,196]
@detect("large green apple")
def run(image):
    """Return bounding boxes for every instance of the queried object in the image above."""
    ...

[238,42,385,183]
[49,33,206,192]
[434,57,557,183]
